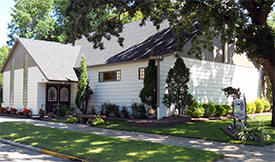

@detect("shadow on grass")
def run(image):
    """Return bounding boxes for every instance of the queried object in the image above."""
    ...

[0,122,222,162]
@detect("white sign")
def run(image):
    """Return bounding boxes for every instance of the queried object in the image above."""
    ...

[233,99,246,119]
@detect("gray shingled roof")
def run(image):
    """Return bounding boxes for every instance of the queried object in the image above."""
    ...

[19,38,81,82]
[74,20,184,67]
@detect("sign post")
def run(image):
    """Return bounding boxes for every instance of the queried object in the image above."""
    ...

[233,96,247,128]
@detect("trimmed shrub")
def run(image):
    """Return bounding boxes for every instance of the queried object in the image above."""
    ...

[203,102,216,117]
[215,105,226,116]
[222,105,232,116]
[90,106,97,115]
[100,103,120,117]
[132,103,147,119]
[58,106,68,117]
[253,99,264,113]
[246,102,256,114]
[121,106,129,118]
[261,98,271,112]
[187,102,205,118]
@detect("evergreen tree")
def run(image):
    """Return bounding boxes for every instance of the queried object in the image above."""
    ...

[163,56,193,116]
[75,54,92,114]
[139,59,157,110]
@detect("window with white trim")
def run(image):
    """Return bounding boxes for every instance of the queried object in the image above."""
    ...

[99,70,121,82]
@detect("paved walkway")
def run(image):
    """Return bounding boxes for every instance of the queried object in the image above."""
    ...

[0,141,67,162]
[0,116,274,162]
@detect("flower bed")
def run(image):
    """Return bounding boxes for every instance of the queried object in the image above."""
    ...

[0,107,32,118]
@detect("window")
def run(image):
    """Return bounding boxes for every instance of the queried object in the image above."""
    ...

[9,58,14,106]
[99,70,121,82]
[48,87,57,102]
[60,87,69,102]
[23,54,28,108]
[138,68,145,80]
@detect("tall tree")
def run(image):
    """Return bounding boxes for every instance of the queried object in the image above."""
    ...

[0,46,10,104]
[163,56,193,116]
[65,0,275,126]
[7,0,68,45]
[75,54,92,114]
[139,60,157,110]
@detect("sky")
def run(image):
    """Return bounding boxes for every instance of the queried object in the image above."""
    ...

[0,0,14,47]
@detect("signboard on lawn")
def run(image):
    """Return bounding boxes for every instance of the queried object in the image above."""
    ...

[233,99,246,120]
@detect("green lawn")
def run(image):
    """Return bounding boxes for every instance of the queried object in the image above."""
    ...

[0,122,222,162]
[94,115,275,146]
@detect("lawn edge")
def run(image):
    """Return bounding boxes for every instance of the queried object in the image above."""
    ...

[0,138,86,162]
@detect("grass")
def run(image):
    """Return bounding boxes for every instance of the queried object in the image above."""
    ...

[0,122,222,162]
[94,115,275,146]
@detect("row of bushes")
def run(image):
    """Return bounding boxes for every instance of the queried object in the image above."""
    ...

[90,102,147,119]
[246,98,271,114]
[187,102,232,118]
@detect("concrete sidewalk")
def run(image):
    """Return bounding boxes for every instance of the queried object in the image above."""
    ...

[0,116,274,161]
[0,140,67,162]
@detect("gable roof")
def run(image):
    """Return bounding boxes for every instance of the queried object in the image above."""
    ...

[1,38,81,82]
[75,20,191,67]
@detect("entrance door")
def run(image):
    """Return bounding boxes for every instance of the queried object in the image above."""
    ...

[46,84,70,113]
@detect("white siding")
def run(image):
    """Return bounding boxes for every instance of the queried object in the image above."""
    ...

[70,83,78,106]
[159,55,261,118]
[2,42,46,115]
[13,69,24,108]
[27,66,46,114]
[87,61,148,110]
[3,71,10,107]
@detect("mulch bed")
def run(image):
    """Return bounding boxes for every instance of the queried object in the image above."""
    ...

[126,116,191,128]
[221,126,238,139]
[0,113,31,119]
[125,116,234,128]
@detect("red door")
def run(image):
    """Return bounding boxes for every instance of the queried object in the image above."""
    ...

[46,84,70,113]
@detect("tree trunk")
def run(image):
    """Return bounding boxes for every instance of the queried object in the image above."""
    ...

[270,73,275,127]
[265,65,275,127]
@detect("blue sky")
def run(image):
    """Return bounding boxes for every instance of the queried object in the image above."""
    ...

[0,0,14,47]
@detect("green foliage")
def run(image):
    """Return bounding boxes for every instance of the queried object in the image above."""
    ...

[0,46,10,104]
[187,102,205,118]
[215,105,227,117]
[75,55,93,114]
[87,117,105,126]
[203,102,216,118]
[121,106,129,118]
[64,0,275,126]
[261,98,271,112]
[8,0,68,45]
[139,60,157,110]
[246,102,256,114]
[58,106,68,117]
[39,109,45,117]
[253,98,264,113]
[163,56,193,116]
[90,106,97,115]
[131,103,147,119]
[100,103,120,117]
[65,115,78,124]
[237,121,271,142]
[222,105,232,116]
